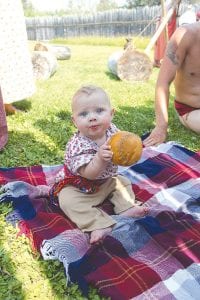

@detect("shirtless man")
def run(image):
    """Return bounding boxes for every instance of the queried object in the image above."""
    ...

[144,22,200,147]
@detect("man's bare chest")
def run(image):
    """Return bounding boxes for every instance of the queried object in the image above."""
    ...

[183,43,200,77]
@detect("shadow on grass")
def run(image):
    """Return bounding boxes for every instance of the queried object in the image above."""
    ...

[34,104,156,147]
[113,103,155,137]
[13,99,32,112]
[34,109,74,150]
[105,70,120,81]
[37,257,101,299]
[36,259,70,298]
[114,102,200,148]
[0,208,25,300]
[0,131,63,167]
[36,258,86,299]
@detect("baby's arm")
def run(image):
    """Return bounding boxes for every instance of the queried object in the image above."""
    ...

[78,142,113,180]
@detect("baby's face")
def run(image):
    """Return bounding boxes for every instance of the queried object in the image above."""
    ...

[72,90,114,140]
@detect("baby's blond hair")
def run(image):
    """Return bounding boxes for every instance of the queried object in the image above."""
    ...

[72,85,111,111]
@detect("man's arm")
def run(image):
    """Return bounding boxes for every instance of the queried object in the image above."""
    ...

[143,26,188,147]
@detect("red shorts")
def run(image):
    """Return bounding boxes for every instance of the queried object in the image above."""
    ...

[174,100,199,116]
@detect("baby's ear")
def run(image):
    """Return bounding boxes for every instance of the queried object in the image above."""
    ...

[111,108,115,117]
[71,116,76,126]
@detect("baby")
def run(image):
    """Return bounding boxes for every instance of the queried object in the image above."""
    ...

[57,85,148,244]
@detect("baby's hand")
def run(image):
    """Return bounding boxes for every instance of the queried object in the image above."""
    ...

[97,141,113,162]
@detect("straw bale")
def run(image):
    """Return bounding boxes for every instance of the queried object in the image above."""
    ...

[118,48,153,81]
[32,51,58,80]
[34,42,71,60]
[108,48,153,82]
[51,46,71,60]
[34,42,49,52]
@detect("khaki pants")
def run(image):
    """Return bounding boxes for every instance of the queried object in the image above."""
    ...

[58,175,140,232]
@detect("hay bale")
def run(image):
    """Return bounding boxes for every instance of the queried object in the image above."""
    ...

[118,48,153,81]
[51,46,71,60]
[32,51,58,80]
[34,42,71,60]
[34,42,49,52]
[107,51,124,77]
[108,48,153,82]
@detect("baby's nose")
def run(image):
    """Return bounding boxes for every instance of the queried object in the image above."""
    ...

[89,116,97,122]
[89,112,97,121]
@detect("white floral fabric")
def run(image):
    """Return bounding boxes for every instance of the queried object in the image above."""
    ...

[0,0,35,103]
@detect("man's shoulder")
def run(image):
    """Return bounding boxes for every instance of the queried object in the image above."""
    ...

[173,25,189,40]
[171,24,198,51]
[175,23,200,40]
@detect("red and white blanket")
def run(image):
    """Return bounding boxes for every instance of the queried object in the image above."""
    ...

[0,142,200,299]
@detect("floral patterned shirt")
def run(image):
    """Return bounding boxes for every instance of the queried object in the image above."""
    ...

[58,123,119,181]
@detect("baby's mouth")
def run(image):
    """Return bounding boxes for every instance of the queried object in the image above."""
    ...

[90,125,99,130]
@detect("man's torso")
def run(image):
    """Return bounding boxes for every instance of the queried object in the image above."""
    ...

[174,23,200,108]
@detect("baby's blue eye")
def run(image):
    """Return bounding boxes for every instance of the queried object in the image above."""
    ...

[96,108,104,113]
[79,111,88,117]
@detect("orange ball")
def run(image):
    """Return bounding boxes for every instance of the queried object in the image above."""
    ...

[109,131,142,166]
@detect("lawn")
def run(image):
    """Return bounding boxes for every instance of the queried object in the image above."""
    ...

[1,37,200,300]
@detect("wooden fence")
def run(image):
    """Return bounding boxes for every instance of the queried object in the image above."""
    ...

[26,4,200,40]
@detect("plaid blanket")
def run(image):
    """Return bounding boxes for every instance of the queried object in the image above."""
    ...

[0,142,200,299]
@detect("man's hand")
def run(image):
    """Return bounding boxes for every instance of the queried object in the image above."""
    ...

[143,127,167,147]
[97,142,113,162]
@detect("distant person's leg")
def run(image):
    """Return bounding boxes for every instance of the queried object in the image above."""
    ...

[0,87,8,149]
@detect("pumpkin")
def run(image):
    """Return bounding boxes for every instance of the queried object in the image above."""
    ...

[109,131,142,166]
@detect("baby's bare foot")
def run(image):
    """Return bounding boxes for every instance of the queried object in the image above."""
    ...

[90,227,112,244]
[120,206,149,218]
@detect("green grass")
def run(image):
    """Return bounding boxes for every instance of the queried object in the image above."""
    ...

[52,36,150,49]
[1,37,200,299]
